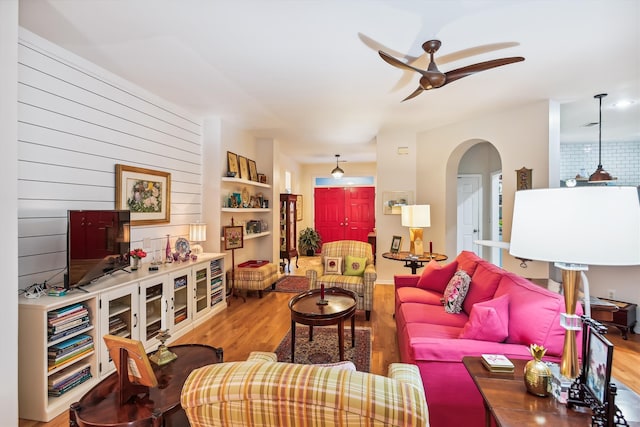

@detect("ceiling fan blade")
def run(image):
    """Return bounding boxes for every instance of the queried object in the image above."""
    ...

[444,56,525,85]
[402,86,424,102]
[379,50,429,76]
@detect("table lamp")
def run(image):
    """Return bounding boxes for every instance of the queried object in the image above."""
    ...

[189,223,207,255]
[509,186,640,379]
[401,205,431,255]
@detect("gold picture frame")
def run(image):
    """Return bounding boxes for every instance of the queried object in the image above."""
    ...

[296,195,303,221]
[238,156,249,180]
[116,164,171,226]
[227,151,239,176]
[248,159,258,182]
[516,167,533,191]
[223,225,244,250]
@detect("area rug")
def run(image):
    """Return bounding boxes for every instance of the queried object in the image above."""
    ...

[274,326,371,372]
[272,275,309,293]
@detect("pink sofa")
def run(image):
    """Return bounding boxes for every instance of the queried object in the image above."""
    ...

[394,251,581,427]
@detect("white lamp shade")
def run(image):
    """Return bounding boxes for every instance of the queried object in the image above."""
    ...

[189,223,207,242]
[509,186,640,266]
[401,205,431,228]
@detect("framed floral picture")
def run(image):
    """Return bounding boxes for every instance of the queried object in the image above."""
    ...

[116,164,171,226]
[227,151,239,176]
[223,225,244,250]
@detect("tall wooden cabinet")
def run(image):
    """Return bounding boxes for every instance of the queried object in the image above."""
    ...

[279,194,298,272]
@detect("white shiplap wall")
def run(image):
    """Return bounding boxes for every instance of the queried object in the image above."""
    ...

[17,29,203,290]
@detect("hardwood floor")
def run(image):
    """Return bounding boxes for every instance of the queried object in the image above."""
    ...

[19,258,640,426]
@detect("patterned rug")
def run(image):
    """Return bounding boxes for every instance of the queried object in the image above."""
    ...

[274,326,371,372]
[272,275,309,293]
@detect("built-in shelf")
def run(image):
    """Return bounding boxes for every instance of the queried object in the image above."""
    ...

[222,177,271,189]
[221,208,272,213]
[221,231,271,242]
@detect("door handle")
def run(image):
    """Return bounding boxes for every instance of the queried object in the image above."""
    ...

[473,229,479,233]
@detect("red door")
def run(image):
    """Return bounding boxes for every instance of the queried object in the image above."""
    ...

[314,187,375,246]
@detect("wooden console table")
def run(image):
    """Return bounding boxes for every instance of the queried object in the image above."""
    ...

[463,356,640,426]
[590,297,637,340]
[70,344,223,427]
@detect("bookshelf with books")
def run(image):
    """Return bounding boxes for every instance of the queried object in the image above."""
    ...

[210,258,225,310]
[193,263,211,321]
[18,253,226,422]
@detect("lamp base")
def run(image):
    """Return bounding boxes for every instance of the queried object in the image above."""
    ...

[409,228,424,256]
[560,268,581,379]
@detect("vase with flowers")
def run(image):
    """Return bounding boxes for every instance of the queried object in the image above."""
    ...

[129,248,147,271]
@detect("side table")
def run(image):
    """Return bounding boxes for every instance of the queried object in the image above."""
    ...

[382,251,448,274]
[70,344,223,427]
[591,297,637,340]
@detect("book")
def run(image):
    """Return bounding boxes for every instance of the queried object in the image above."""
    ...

[481,354,515,373]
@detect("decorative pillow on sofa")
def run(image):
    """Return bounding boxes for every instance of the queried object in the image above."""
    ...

[459,294,509,342]
[324,256,343,274]
[416,260,459,293]
[344,255,367,276]
[443,270,471,314]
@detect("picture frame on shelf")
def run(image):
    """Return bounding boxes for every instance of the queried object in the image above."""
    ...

[257,173,267,184]
[230,192,241,208]
[248,159,258,182]
[238,156,249,180]
[390,235,402,253]
[227,151,239,176]
[115,164,171,225]
[223,225,244,250]
[382,191,413,215]
[516,167,533,190]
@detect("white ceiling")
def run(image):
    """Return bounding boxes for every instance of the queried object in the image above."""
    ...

[18,0,640,164]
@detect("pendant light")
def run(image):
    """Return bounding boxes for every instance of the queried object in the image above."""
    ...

[331,154,344,178]
[588,93,613,182]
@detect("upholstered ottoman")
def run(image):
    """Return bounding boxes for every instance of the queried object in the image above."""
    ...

[227,261,278,298]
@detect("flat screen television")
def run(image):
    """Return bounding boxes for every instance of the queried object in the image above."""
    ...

[65,210,131,290]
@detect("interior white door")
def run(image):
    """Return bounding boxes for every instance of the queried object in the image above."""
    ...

[457,175,482,255]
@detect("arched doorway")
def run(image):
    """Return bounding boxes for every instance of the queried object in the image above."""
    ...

[455,141,503,264]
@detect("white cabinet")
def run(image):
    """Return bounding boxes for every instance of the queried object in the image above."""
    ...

[98,284,140,376]
[138,275,170,350]
[19,295,99,422]
[18,253,226,422]
[169,267,193,333]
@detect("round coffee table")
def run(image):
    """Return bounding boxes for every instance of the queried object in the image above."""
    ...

[288,287,357,363]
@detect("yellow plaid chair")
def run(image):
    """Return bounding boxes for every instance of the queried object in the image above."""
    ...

[306,240,376,320]
[181,352,429,427]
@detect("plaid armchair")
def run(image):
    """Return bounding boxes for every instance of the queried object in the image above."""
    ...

[306,240,376,320]
[181,352,429,427]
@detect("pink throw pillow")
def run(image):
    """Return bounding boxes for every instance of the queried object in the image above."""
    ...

[443,270,471,314]
[416,260,458,293]
[459,294,509,342]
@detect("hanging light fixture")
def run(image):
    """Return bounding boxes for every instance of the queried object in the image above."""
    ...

[331,154,344,178]
[588,93,614,182]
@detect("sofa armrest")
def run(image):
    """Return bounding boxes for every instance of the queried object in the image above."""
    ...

[394,274,420,289]
[247,351,278,362]
[306,267,322,288]
[388,363,426,395]
[363,264,377,284]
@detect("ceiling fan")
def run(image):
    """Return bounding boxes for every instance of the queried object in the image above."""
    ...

[379,40,525,101]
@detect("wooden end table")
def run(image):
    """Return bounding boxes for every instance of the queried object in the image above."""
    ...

[590,297,637,340]
[288,287,357,362]
[463,356,640,427]
[70,344,223,427]
[382,251,448,274]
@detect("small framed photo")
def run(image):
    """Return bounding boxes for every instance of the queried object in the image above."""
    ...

[390,235,402,253]
[248,159,258,181]
[257,173,267,184]
[227,151,239,176]
[115,164,171,226]
[238,156,249,180]
[103,334,157,387]
[585,325,613,405]
[223,225,244,250]
[516,167,533,191]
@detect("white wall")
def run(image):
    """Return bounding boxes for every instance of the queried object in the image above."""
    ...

[1,1,20,424]
[16,29,204,289]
